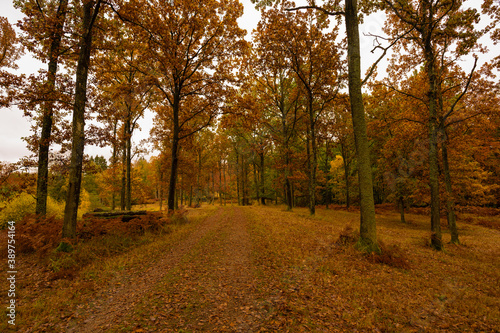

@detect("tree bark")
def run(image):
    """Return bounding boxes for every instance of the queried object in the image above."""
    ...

[345,0,378,252]
[440,127,458,244]
[219,159,223,205]
[62,0,102,239]
[284,148,293,211]
[341,143,351,208]
[422,4,443,250]
[253,161,259,203]
[120,138,126,211]
[236,150,241,205]
[125,115,132,211]
[167,93,180,212]
[398,196,406,224]
[260,151,266,205]
[111,118,118,211]
[35,0,69,216]
[223,161,227,206]
[158,166,163,211]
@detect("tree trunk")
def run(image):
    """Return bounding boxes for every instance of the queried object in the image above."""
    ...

[309,101,317,215]
[120,139,126,211]
[35,0,69,216]
[236,150,241,205]
[306,124,315,215]
[111,119,118,211]
[260,151,266,205]
[398,196,406,224]
[223,161,227,206]
[440,127,458,244]
[211,169,215,205]
[125,116,132,211]
[253,161,259,204]
[341,144,351,208]
[324,141,331,209]
[219,159,223,205]
[189,185,193,207]
[62,0,102,239]
[345,0,378,252]
[159,167,163,211]
[285,151,293,211]
[167,93,180,212]
[242,154,248,205]
[422,8,443,250]
[196,150,201,205]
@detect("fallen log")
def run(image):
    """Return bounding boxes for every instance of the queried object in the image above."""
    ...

[83,210,148,222]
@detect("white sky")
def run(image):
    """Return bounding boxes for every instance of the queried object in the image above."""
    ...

[0,0,497,163]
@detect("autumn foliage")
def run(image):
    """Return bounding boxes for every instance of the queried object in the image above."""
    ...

[0,0,500,329]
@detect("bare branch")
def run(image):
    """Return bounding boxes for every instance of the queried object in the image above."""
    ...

[442,56,478,121]
[362,27,415,85]
[286,6,344,16]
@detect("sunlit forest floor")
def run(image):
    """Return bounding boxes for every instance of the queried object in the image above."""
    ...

[1,203,499,332]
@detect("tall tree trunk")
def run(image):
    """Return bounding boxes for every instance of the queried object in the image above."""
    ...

[253,161,259,204]
[345,0,378,252]
[189,185,193,207]
[159,167,163,211]
[120,139,126,211]
[399,196,406,224]
[167,94,180,212]
[62,0,102,239]
[236,150,241,205]
[324,141,331,209]
[223,161,227,206]
[125,116,132,211]
[219,159,223,205]
[306,124,315,215]
[175,186,179,209]
[341,144,351,209]
[309,101,317,215]
[440,127,458,244]
[36,0,69,216]
[260,151,266,205]
[211,170,215,205]
[197,150,202,205]
[285,151,293,211]
[242,154,248,205]
[111,118,118,211]
[422,9,443,250]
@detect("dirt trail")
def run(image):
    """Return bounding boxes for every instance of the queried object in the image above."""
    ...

[64,206,265,332]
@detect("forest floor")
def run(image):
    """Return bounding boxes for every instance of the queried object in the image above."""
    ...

[1,204,500,332]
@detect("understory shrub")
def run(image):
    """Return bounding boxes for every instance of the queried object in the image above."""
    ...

[0,191,91,229]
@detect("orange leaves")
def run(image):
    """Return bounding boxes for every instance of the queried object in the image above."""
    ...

[0,17,21,70]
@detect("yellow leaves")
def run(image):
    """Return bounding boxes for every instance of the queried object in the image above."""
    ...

[330,155,344,172]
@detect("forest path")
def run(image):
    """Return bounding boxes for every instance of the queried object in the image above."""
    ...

[64,206,267,332]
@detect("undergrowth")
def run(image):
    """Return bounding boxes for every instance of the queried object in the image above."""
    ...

[12,210,177,278]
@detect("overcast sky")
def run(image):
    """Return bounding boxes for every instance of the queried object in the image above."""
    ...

[0,0,496,163]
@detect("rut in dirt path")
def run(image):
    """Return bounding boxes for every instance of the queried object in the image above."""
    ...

[64,206,266,333]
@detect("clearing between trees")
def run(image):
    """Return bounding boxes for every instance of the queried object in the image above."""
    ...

[1,204,499,332]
